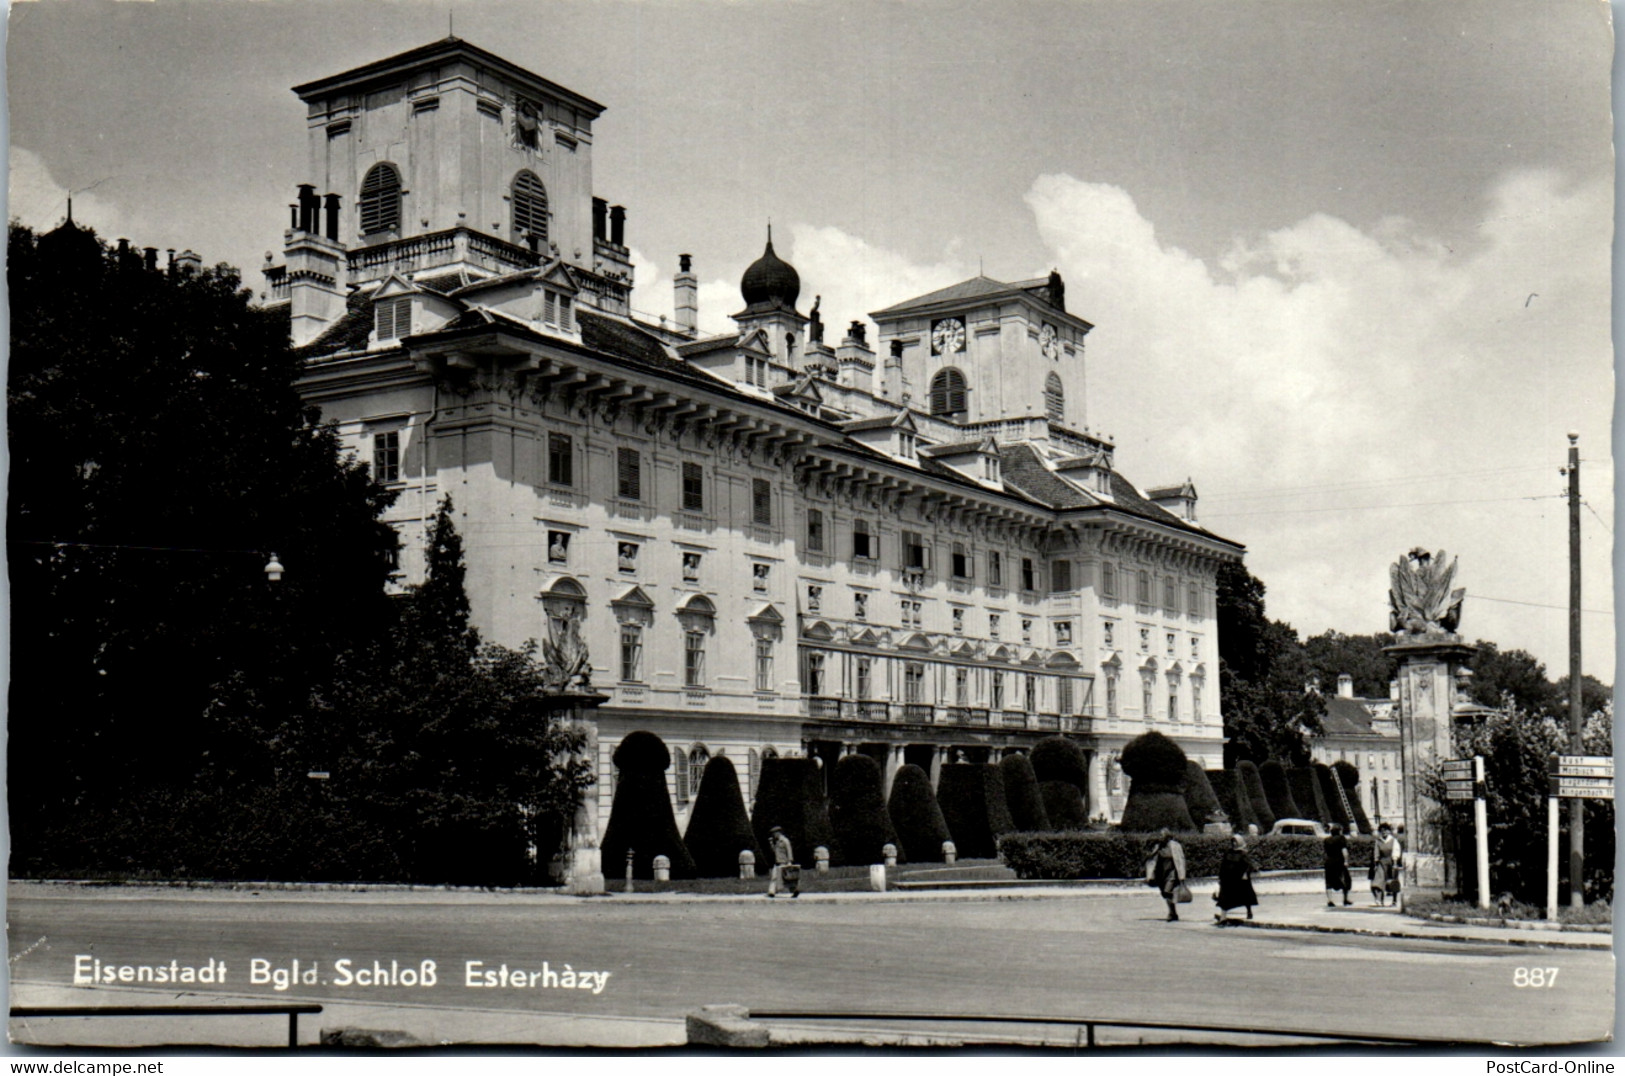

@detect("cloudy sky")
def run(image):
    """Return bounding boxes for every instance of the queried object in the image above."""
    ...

[8,0,1616,682]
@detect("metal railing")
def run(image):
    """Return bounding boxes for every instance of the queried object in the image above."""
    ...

[12,1004,323,1048]
[742,1009,1459,1048]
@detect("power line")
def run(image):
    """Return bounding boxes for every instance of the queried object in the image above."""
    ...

[1203,493,1562,520]
[1468,594,1613,617]
[1203,464,1561,502]
[1582,501,1612,535]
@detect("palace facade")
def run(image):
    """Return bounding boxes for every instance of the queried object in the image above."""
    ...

[266,37,1244,832]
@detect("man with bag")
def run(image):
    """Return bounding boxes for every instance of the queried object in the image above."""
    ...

[1147,828,1189,921]
[767,825,800,898]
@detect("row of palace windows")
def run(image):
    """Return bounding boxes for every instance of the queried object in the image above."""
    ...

[358,163,549,251]
[799,649,1091,716]
[1102,672,1207,723]
[544,435,769,520]
[1101,621,1205,661]
[1100,563,1210,618]
[671,744,781,803]
[928,367,1065,424]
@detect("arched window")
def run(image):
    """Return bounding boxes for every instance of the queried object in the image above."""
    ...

[359,163,402,236]
[930,367,968,418]
[511,170,549,250]
[1044,372,1065,423]
[688,744,711,792]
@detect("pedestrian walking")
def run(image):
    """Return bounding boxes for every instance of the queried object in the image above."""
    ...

[766,825,800,899]
[1146,828,1188,921]
[1370,822,1402,906]
[1213,834,1258,926]
[1323,823,1353,907]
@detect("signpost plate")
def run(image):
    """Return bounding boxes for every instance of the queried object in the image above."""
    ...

[1555,755,1614,778]
[1444,787,1476,801]
[1442,759,1475,776]
[1552,777,1615,800]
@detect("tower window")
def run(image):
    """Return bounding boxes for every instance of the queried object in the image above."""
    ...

[1044,373,1065,423]
[512,170,549,250]
[359,163,402,236]
[929,367,968,419]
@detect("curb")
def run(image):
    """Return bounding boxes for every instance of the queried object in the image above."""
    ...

[1417,913,1612,934]
[1231,918,1612,950]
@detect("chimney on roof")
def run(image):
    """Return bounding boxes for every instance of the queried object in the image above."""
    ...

[143,247,159,273]
[835,320,875,393]
[166,249,177,275]
[674,253,697,336]
[1338,674,1354,698]
[174,250,203,275]
[592,198,607,242]
[323,193,342,242]
[879,337,904,399]
[297,184,320,234]
[609,205,626,247]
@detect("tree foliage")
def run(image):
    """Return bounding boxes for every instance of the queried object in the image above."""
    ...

[829,754,900,866]
[887,764,951,862]
[683,755,761,878]
[1301,631,1397,698]
[1217,563,1324,765]
[601,731,694,880]
[999,753,1051,832]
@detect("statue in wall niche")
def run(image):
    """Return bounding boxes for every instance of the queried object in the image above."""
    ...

[542,610,593,693]
[1388,547,1465,635]
[809,296,823,344]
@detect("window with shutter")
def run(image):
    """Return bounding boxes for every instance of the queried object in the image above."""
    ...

[1044,373,1065,422]
[511,170,548,249]
[929,367,968,418]
[359,163,402,235]
[375,298,411,341]
[681,462,704,511]
[806,509,825,552]
[752,478,772,526]
[1052,560,1073,593]
[617,448,641,500]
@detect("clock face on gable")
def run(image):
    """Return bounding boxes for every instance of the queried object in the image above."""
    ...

[931,316,967,355]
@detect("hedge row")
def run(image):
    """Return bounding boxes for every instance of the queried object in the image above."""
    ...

[999,832,1377,880]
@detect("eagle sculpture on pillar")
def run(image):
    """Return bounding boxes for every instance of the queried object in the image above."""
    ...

[1388,548,1465,635]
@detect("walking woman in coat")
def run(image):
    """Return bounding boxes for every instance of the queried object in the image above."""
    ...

[1323,823,1353,907]
[1371,822,1402,906]
[1214,834,1259,926]
[1148,828,1188,921]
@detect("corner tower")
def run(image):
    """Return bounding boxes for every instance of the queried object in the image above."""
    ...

[269,38,634,344]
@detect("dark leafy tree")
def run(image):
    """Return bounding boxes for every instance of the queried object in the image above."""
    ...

[8,221,400,872]
[1259,760,1301,822]
[1118,731,1195,833]
[1302,631,1397,698]
[600,731,695,880]
[1217,563,1324,765]
[1182,761,1223,827]
[1237,760,1275,833]
[683,755,762,878]
[999,753,1051,832]
[751,756,834,870]
[829,754,900,866]
[937,764,1014,858]
[887,764,952,862]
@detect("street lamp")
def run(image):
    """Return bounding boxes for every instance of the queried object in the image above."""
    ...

[264,552,285,583]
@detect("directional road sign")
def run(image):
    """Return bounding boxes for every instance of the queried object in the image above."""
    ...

[1442,759,1475,776]
[1555,755,1614,778]
[1553,779,1615,800]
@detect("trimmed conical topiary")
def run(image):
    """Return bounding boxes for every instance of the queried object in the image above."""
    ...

[1118,731,1196,833]
[830,754,901,866]
[683,754,762,878]
[1030,736,1090,790]
[600,731,696,879]
[751,755,835,871]
[1287,767,1324,822]
[999,753,1051,832]
[937,764,1014,859]
[887,763,952,863]
[1208,768,1253,830]
[1182,760,1223,827]
[1260,760,1301,823]
[1333,760,1371,834]
[1039,781,1089,829]
[1237,760,1275,833]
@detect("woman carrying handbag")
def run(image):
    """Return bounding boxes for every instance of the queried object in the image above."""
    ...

[1149,828,1189,921]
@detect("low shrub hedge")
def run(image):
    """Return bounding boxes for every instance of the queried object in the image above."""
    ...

[999,831,1376,880]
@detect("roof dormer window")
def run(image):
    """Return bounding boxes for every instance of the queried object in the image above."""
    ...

[542,289,573,332]
[375,297,411,341]
[899,431,917,460]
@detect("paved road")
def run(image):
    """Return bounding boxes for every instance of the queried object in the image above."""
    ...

[7,885,1613,1047]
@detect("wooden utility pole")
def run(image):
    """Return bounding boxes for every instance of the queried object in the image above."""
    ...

[1567,431,1584,906]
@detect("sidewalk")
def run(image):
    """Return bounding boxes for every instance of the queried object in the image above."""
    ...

[1226,892,1614,950]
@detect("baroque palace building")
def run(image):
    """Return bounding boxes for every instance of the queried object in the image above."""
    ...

[265,37,1244,832]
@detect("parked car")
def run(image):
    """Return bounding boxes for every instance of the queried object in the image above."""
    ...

[1271,818,1328,838]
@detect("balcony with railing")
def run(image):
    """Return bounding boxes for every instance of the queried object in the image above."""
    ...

[903,703,934,723]
[808,696,843,719]
[856,700,891,722]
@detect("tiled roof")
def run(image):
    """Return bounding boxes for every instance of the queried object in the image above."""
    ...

[577,310,688,375]
[676,333,742,356]
[1321,696,1385,737]
[842,414,905,432]
[998,443,1096,509]
[870,276,1010,317]
[295,288,378,359]
[414,269,478,295]
[920,439,988,457]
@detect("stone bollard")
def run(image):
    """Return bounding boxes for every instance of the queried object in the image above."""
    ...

[1247,824,1259,836]
[738,850,756,880]
[653,854,671,883]
[943,840,957,864]
[882,843,898,868]
[625,849,636,894]
[814,846,830,873]
[869,864,888,892]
